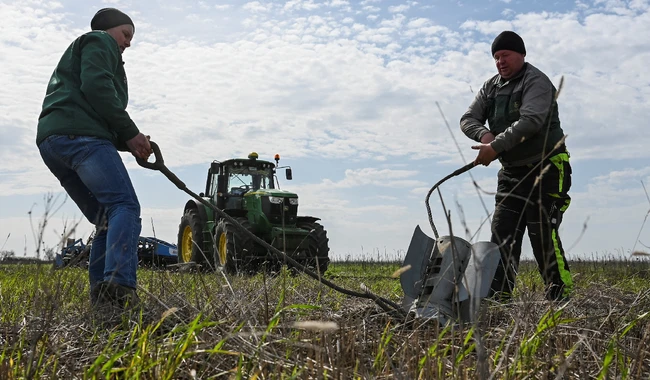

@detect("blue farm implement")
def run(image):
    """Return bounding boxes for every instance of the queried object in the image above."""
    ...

[54,235,178,269]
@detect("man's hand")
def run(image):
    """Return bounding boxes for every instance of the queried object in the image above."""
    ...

[471,132,498,166]
[472,143,498,166]
[126,133,152,160]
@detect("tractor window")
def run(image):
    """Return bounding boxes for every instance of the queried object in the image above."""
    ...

[209,175,219,198]
[228,166,274,195]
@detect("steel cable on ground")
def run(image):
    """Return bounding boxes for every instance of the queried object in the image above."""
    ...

[137,142,406,318]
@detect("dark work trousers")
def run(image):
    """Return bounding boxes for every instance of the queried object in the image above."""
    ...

[489,152,573,301]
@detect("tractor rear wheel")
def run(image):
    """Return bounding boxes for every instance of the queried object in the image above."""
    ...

[214,217,255,274]
[177,209,211,266]
[295,221,330,274]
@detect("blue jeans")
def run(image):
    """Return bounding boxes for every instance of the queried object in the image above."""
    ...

[39,135,141,289]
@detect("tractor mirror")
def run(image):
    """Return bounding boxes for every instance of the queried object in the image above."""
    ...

[210,162,220,174]
[285,168,293,180]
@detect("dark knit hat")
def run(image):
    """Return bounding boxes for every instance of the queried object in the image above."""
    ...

[491,31,525,56]
[91,8,135,33]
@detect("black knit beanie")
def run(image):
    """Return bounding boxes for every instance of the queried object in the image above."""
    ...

[90,8,135,33]
[491,31,525,56]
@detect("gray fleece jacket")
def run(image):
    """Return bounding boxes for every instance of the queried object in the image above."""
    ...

[460,63,565,167]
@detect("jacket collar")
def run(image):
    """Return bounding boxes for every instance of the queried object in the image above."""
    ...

[495,62,528,87]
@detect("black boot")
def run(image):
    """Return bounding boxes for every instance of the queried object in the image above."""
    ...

[90,281,140,313]
[105,282,141,310]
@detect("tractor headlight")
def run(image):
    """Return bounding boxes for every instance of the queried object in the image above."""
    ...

[289,197,299,206]
[268,196,284,204]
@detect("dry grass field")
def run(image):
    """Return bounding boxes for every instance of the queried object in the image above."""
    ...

[1,258,649,379]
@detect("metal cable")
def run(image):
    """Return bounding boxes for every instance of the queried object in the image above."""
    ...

[137,142,406,317]
[424,162,476,239]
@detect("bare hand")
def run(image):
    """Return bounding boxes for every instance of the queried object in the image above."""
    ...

[126,133,152,160]
[472,143,498,166]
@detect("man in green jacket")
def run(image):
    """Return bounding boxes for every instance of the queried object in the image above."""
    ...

[37,8,152,310]
[460,31,573,301]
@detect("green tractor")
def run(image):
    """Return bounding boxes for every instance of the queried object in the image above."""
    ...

[177,152,330,274]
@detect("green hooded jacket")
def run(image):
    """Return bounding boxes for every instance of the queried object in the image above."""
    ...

[36,31,139,150]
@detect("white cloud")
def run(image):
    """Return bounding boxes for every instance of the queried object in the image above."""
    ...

[322,168,426,188]
[284,0,322,11]
[407,17,430,28]
[2,0,650,260]
[46,1,63,9]
[363,5,381,12]
[591,167,650,186]
[388,4,410,13]
[379,13,406,28]
[186,14,214,23]
[328,0,350,7]
[243,1,272,12]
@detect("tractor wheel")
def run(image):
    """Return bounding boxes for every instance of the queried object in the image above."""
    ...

[177,209,211,265]
[295,221,330,274]
[214,217,255,274]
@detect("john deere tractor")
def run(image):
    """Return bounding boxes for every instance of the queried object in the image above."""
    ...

[177,153,329,274]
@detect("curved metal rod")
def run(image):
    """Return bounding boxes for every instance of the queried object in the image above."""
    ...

[424,162,476,239]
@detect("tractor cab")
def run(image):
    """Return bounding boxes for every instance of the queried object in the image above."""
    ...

[205,152,276,211]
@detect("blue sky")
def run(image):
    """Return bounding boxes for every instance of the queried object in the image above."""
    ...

[1,0,649,261]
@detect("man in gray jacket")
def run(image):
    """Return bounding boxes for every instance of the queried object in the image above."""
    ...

[460,31,572,301]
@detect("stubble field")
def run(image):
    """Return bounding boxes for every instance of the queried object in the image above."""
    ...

[0,258,649,379]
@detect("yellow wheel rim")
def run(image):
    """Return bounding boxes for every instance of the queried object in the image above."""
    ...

[181,226,193,263]
[218,232,227,266]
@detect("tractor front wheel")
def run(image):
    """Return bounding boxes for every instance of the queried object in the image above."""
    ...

[214,217,255,274]
[177,209,211,266]
[295,221,330,274]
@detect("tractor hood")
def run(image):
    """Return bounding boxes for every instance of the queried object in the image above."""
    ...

[245,189,298,198]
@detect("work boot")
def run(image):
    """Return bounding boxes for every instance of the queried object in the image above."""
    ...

[90,281,111,308]
[90,282,142,328]
[90,281,140,314]
[546,283,570,303]
[104,282,141,311]
[90,281,123,326]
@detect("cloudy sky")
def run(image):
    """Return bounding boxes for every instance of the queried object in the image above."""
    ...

[1,0,649,261]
